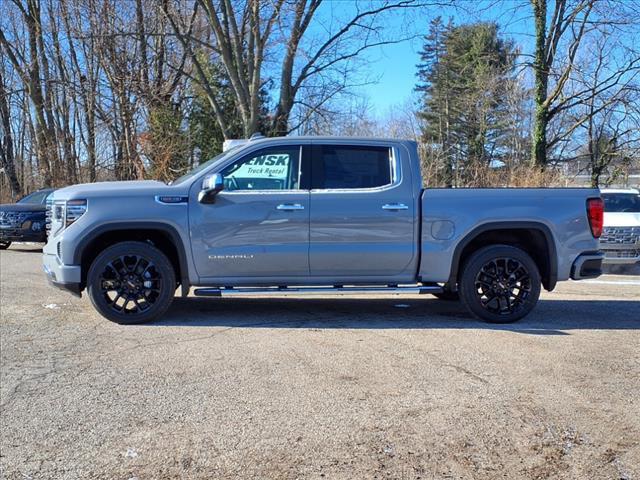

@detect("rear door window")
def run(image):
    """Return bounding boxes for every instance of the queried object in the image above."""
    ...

[311,145,392,190]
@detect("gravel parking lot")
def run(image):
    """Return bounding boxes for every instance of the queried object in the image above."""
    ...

[1,245,639,479]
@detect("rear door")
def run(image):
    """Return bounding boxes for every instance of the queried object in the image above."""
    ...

[308,143,416,279]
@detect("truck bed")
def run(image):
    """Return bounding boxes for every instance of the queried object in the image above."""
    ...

[419,188,601,285]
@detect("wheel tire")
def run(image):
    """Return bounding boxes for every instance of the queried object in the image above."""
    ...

[0,241,11,250]
[432,289,460,301]
[459,245,541,324]
[87,241,175,324]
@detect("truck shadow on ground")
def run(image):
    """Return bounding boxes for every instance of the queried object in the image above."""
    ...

[155,297,640,335]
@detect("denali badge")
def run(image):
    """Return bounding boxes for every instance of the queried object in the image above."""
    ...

[155,195,188,204]
[208,254,255,260]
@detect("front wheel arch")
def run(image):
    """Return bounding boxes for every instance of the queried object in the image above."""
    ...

[75,222,190,295]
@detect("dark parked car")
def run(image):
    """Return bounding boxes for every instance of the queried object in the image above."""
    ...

[0,188,55,250]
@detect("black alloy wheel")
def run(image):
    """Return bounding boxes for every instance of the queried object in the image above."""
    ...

[459,245,541,323]
[87,241,175,324]
[474,257,532,314]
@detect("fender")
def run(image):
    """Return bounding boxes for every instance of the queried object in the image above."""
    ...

[73,221,190,296]
[447,221,558,291]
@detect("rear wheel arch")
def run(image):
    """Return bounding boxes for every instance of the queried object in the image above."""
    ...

[448,222,557,291]
[75,222,190,294]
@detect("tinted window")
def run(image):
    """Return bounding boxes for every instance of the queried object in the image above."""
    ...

[221,146,301,191]
[602,193,640,213]
[18,190,52,205]
[311,145,392,189]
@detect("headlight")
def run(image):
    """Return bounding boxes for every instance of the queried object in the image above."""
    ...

[49,199,87,235]
[65,199,87,227]
[53,202,64,221]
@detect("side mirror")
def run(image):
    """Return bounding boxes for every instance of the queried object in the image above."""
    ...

[198,173,225,204]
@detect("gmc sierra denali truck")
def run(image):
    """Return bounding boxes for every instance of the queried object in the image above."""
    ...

[43,136,604,325]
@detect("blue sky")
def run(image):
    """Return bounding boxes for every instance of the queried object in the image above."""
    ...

[352,1,537,114]
[361,37,424,113]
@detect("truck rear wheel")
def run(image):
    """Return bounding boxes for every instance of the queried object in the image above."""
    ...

[459,245,541,323]
[87,241,175,324]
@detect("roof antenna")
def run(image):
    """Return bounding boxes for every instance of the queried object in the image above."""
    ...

[249,132,265,141]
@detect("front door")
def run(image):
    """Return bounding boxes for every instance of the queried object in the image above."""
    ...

[189,145,309,280]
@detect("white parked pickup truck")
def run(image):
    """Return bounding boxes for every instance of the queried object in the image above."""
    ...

[600,188,640,265]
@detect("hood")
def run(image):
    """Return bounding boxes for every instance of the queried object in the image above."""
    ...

[603,212,640,227]
[52,180,175,200]
[0,203,46,213]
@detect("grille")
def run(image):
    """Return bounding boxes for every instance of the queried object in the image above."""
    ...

[0,211,29,228]
[45,198,53,235]
[601,226,640,245]
[605,249,640,259]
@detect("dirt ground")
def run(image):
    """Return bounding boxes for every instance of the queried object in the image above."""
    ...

[1,244,639,479]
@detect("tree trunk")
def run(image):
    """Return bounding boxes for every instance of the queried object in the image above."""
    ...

[86,108,97,182]
[24,0,53,186]
[0,71,23,198]
[272,99,293,137]
[443,94,453,188]
[531,0,548,169]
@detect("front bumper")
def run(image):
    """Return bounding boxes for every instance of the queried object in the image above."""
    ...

[43,252,82,297]
[0,226,47,243]
[570,251,604,280]
[601,245,640,265]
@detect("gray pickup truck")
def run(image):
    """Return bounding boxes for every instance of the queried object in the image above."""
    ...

[43,136,604,324]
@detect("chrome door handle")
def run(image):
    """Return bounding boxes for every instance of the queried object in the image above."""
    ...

[382,203,409,210]
[276,203,305,211]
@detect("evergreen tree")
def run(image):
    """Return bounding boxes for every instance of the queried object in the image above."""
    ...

[189,62,243,163]
[416,17,456,186]
[188,60,270,166]
[416,21,516,185]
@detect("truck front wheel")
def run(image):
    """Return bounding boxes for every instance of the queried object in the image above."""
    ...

[87,241,175,324]
[459,245,541,323]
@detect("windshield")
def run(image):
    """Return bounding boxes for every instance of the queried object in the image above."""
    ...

[602,193,640,213]
[171,146,243,186]
[18,190,51,205]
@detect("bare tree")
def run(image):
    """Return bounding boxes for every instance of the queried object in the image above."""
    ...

[530,0,593,168]
[0,67,23,198]
[164,0,427,138]
[529,0,640,168]
[0,0,57,186]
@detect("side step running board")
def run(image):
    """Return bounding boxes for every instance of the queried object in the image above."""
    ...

[194,285,443,297]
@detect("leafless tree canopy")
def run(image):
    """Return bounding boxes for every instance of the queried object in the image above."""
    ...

[1,0,638,199]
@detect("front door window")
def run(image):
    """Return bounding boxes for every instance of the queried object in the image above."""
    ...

[221,146,301,192]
